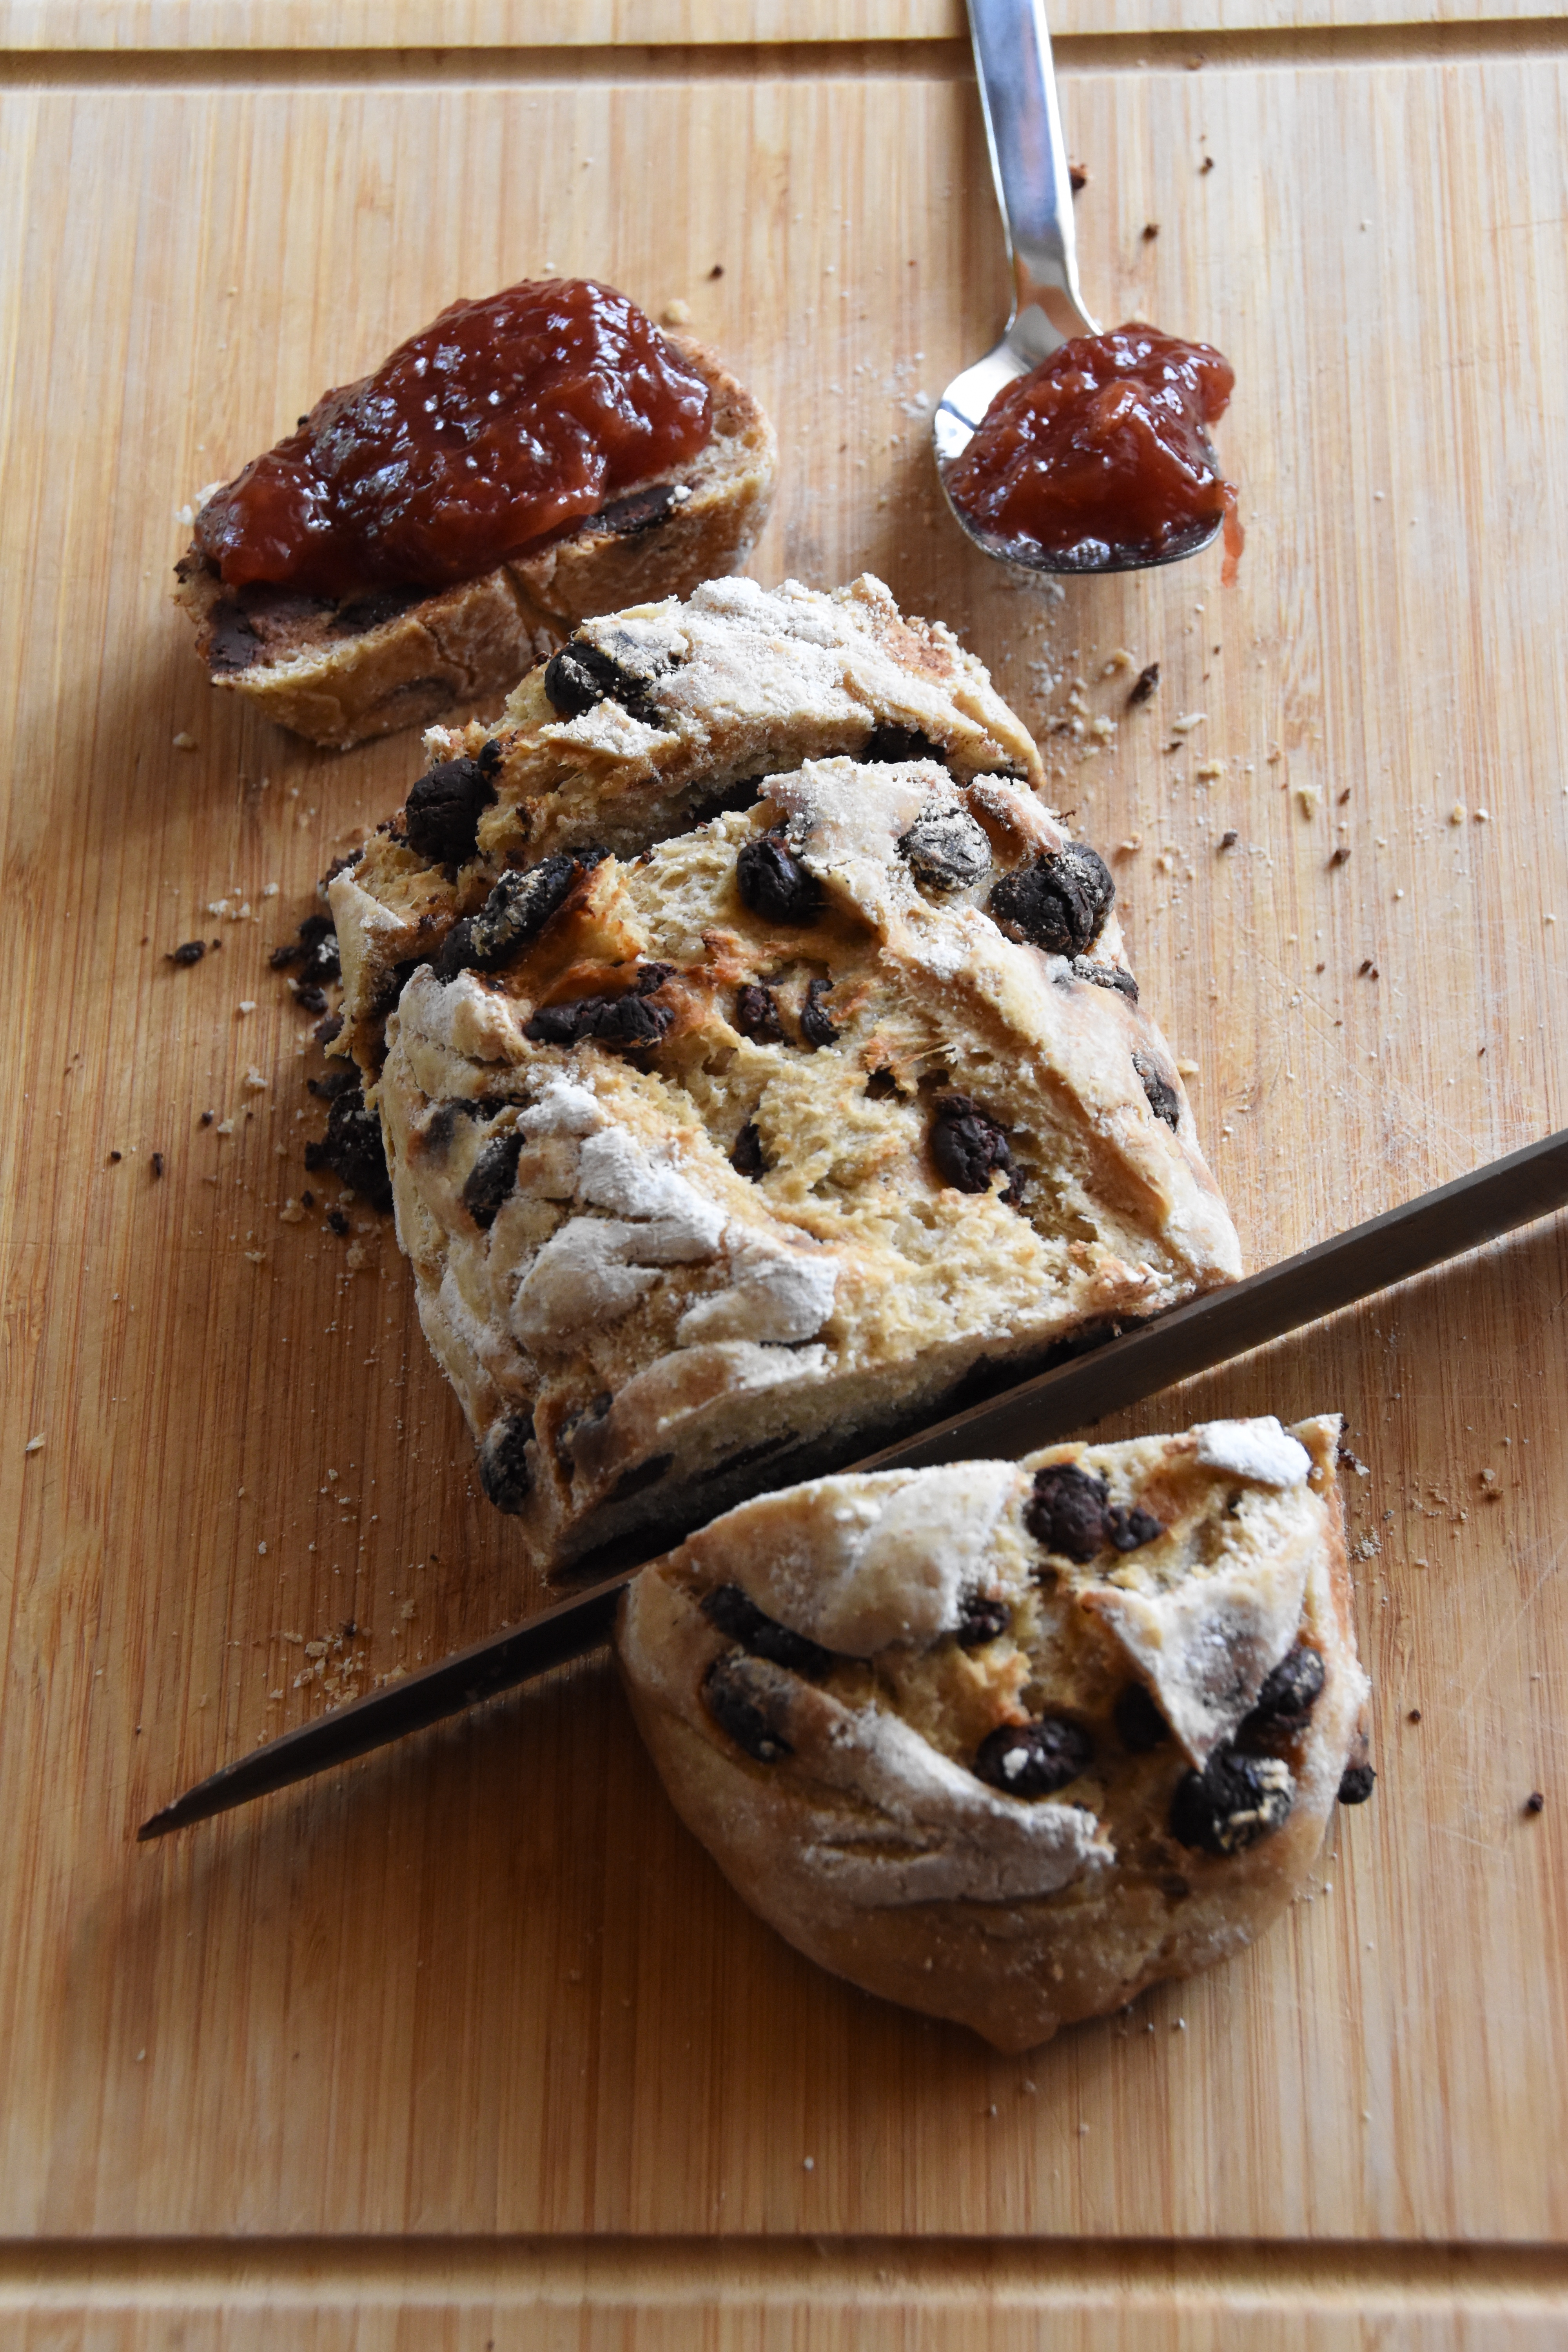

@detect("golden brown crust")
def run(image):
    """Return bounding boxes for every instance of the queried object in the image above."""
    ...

[172,341,777,750]
[619,1417,1369,2051]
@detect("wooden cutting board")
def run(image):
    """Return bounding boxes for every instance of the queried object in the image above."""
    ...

[4,5,1568,2342]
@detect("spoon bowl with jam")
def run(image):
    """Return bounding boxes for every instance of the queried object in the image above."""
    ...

[937,0,1241,579]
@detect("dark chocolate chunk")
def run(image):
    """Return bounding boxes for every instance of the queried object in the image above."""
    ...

[478,1410,535,1513]
[306,1064,359,1104]
[596,482,679,536]
[898,806,993,891]
[736,834,822,926]
[301,1190,315,1208]
[863,722,946,765]
[800,978,839,1049]
[734,983,784,1044]
[542,640,666,726]
[150,1152,165,1178]
[1337,1763,1377,1806]
[294,983,328,1015]
[423,1096,506,1157]
[701,1584,832,1678]
[1245,1642,1326,1735]
[314,1012,343,1046]
[433,849,603,981]
[973,1715,1093,1797]
[303,1076,392,1212]
[1070,956,1139,1001]
[1107,1503,1164,1553]
[1133,1052,1181,1130]
[929,1093,1013,1196]
[108,1151,122,1163]
[702,1651,795,1763]
[1127,661,1160,707]
[1219,829,1239,851]
[269,912,339,983]
[461,1129,523,1230]
[1114,1681,1171,1752]
[328,585,426,636]
[987,842,1114,957]
[1525,1789,1545,1815]
[205,600,263,673]
[403,755,498,869]
[955,1595,1011,1650]
[730,1121,766,1181]
[1171,1748,1295,1854]
[1025,1463,1109,1563]
[327,1209,350,1236]
[525,985,675,1051]
[606,1452,674,1504]
[167,940,207,966]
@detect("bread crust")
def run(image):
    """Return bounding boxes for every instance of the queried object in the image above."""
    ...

[619,1417,1370,2052]
[173,339,776,750]
[366,756,1239,1578]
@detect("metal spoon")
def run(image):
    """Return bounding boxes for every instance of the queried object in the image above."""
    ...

[935,0,1224,574]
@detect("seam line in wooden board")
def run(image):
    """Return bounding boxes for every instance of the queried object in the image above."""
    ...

[7,20,1568,86]
[2,2238,1567,2313]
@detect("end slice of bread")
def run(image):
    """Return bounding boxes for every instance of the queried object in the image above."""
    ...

[173,339,777,751]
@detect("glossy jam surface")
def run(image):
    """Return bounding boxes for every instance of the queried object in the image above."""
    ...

[194,279,714,595]
[944,325,1238,572]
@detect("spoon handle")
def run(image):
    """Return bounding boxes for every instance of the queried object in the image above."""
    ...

[966,0,1099,356]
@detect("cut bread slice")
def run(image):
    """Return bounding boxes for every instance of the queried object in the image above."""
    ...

[329,572,1045,1079]
[372,753,1240,1579]
[173,339,776,750]
[619,1414,1373,2052]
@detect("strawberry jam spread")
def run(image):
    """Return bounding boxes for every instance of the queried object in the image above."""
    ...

[194,279,714,597]
[943,324,1240,574]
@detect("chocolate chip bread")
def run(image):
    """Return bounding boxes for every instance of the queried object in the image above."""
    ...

[619,1415,1373,2051]
[329,572,1045,1078]
[370,747,1240,1577]
[174,341,776,750]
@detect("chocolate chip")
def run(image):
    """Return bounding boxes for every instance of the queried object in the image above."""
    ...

[108,1151,122,1163]
[327,1209,350,1236]
[329,585,426,636]
[930,1093,1014,1196]
[1024,1463,1109,1563]
[151,1152,164,1178]
[1337,1763,1377,1806]
[200,1110,214,1127]
[433,849,604,981]
[1069,957,1139,1001]
[1126,661,1160,707]
[862,722,947,765]
[1171,1749,1295,1853]
[734,983,783,1043]
[1114,1681,1171,1752]
[701,1584,832,1677]
[1245,1642,1326,1735]
[955,1595,1011,1649]
[302,1076,391,1212]
[736,834,822,926]
[403,755,498,868]
[314,1012,343,1046]
[1107,1503,1164,1553]
[702,1651,795,1763]
[461,1129,523,1230]
[293,984,328,1015]
[423,1096,507,1157]
[1525,1789,1545,1815]
[205,600,263,673]
[478,1410,535,1513]
[800,978,838,1049]
[543,640,666,726]
[269,912,339,981]
[898,806,993,891]
[987,843,1114,956]
[525,987,674,1050]
[301,1190,315,1208]
[730,1121,766,1180]
[596,483,679,536]
[167,940,207,966]
[1133,1052,1181,1130]
[973,1715,1093,1797]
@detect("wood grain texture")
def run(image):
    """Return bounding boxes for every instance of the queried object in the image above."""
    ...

[2,20,1568,2339]
[6,0,1568,56]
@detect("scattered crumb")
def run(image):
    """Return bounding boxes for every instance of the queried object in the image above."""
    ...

[214,1118,234,1136]
[1219,829,1239,850]
[243,1066,268,1090]
[279,1199,306,1225]
[1170,711,1206,734]
[1126,662,1160,707]
[1176,1059,1200,1077]
[237,1002,256,1017]
[661,298,691,325]
[1329,847,1351,867]
[24,1435,44,1455]
[172,732,198,752]
[1449,803,1466,826]
[1297,785,1322,819]
[151,1152,165,1178]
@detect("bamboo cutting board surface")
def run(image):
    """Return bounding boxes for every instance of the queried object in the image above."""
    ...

[4,8,1568,2345]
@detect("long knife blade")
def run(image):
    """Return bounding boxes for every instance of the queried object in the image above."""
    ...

[139,1125,1568,1839]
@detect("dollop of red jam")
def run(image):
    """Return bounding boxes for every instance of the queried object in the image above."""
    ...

[944,324,1240,572]
[194,279,715,597]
